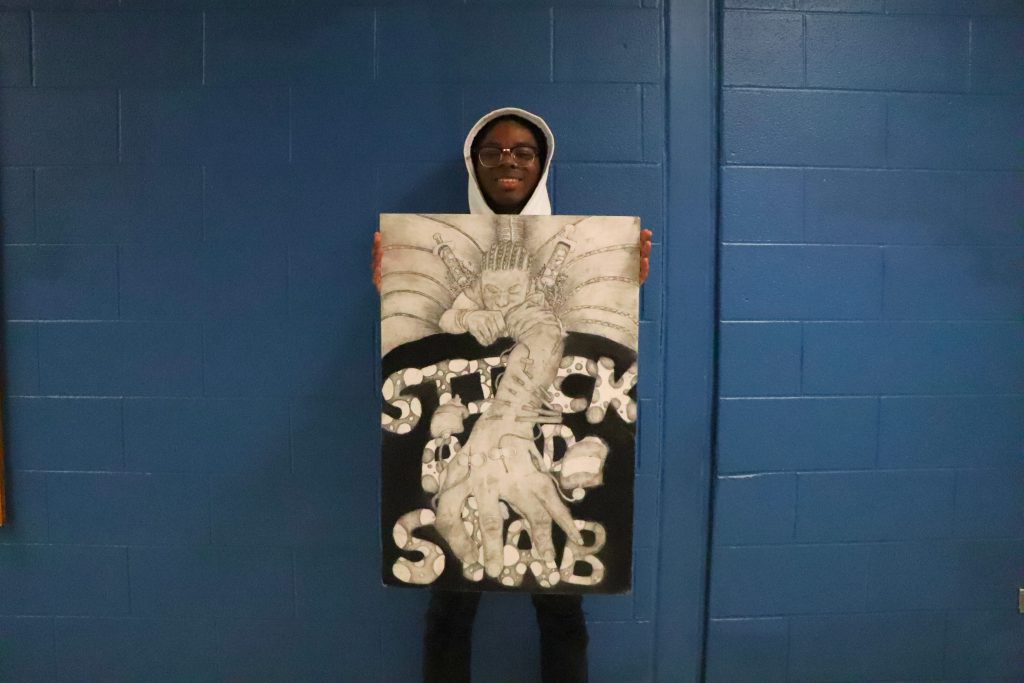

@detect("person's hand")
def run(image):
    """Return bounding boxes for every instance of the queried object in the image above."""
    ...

[464,310,505,346]
[372,231,382,292]
[639,229,653,285]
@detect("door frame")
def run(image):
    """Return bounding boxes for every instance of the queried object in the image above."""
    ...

[655,0,720,680]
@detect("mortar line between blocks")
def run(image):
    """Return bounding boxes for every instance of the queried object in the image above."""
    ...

[291,549,298,619]
[34,324,42,398]
[378,605,386,681]
[115,245,121,318]
[784,614,793,680]
[878,245,887,323]
[206,476,214,545]
[798,322,805,394]
[791,474,800,541]
[117,90,123,164]
[966,18,973,92]
[41,468,51,542]
[724,162,1018,173]
[200,165,207,241]
[950,470,963,528]
[372,9,379,81]
[548,7,555,83]
[288,400,294,475]
[120,397,127,470]
[882,95,890,167]
[859,543,871,612]
[801,13,807,88]
[713,606,986,620]
[201,12,207,86]
[49,617,57,676]
[30,168,37,241]
[29,11,35,87]
[799,168,808,241]
[729,5,991,16]
[939,608,951,675]
[125,546,133,615]
[637,84,645,160]
[873,396,882,467]
[200,323,207,397]
[725,83,994,95]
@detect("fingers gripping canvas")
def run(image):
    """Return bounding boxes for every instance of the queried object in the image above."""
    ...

[380,214,638,594]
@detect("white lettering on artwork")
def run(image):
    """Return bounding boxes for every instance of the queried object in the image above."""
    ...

[381,355,637,434]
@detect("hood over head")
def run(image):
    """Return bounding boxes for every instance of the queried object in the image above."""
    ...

[464,107,554,216]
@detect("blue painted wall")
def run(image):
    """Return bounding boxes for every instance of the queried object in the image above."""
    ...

[4,1,1019,680]
[707,1,1023,680]
[0,2,675,682]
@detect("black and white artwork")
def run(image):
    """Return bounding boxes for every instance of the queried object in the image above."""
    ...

[380,214,638,594]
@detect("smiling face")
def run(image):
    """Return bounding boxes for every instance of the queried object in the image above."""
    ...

[480,268,531,313]
[473,120,543,214]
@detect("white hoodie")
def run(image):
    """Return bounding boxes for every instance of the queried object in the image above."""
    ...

[463,107,555,217]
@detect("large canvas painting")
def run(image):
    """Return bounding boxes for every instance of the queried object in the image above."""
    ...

[380,214,638,594]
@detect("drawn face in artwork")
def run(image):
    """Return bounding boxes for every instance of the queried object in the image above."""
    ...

[474,120,543,213]
[480,268,530,313]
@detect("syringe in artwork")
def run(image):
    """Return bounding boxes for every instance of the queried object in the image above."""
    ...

[538,225,576,289]
[433,233,474,290]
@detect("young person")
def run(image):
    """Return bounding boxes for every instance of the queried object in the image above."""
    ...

[374,108,652,683]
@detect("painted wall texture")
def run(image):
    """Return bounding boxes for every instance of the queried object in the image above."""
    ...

[0,1,668,682]
[3,0,1020,680]
[708,1,1024,680]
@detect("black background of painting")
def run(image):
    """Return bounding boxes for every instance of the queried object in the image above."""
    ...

[381,331,636,594]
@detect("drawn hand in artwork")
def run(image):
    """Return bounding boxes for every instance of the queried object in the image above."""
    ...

[433,423,584,581]
[463,310,507,346]
[503,292,557,340]
[434,296,582,582]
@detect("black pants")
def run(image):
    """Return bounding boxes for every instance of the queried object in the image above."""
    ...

[423,590,589,683]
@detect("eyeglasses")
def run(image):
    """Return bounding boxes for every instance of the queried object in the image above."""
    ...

[477,146,538,167]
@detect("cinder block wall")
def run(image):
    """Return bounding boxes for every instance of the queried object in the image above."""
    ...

[0,2,666,681]
[707,1,1023,680]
